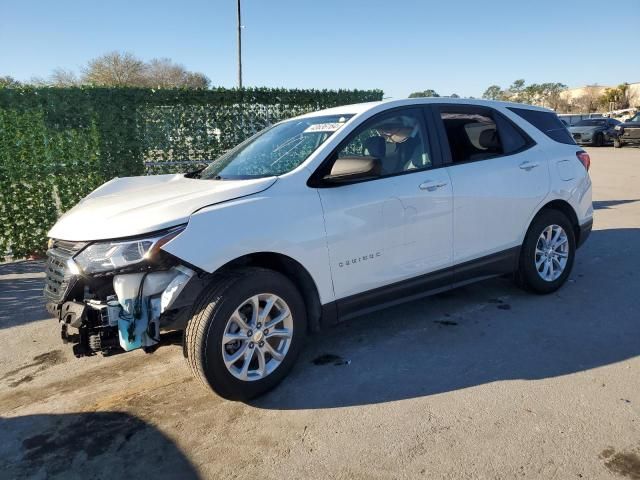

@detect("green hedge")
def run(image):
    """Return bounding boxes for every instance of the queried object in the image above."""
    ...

[0,86,383,257]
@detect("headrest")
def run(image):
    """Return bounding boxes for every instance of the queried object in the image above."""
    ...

[399,136,420,159]
[478,128,500,150]
[377,124,414,143]
[364,136,386,159]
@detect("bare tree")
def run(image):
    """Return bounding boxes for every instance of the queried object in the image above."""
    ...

[0,76,22,87]
[182,72,210,89]
[26,51,211,89]
[50,68,79,87]
[144,58,210,89]
[82,51,147,86]
[573,86,601,113]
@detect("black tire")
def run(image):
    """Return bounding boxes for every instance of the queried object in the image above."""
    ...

[517,209,576,294]
[614,137,623,148]
[593,132,604,147]
[184,267,307,400]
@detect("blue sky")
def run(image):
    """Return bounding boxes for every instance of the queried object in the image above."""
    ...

[2,0,639,98]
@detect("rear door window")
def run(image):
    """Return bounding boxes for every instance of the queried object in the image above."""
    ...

[437,106,532,164]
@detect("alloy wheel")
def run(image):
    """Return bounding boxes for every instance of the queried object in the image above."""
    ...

[535,224,569,282]
[221,294,293,381]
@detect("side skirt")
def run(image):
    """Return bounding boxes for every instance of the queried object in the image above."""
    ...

[320,247,520,325]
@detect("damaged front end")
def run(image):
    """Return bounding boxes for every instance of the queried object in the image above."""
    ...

[44,226,200,357]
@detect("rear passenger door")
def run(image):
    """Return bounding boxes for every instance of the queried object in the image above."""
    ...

[431,105,549,266]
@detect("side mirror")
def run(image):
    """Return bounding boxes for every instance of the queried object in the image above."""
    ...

[323,156,382,184]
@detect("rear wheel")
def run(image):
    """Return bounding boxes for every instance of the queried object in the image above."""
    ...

[517,209,575,294]
[184,268,307,400]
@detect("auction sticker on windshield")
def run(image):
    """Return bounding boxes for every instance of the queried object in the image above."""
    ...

[304,122,344,133]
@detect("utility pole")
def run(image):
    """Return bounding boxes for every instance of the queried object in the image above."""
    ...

[237,0,243,89]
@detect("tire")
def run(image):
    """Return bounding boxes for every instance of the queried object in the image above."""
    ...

[593,132,604,147]
[614,137,623,148]
[184,267,307,400]
[517,209,576,294]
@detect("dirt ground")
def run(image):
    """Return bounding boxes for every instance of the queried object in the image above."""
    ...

[1,147,639,480]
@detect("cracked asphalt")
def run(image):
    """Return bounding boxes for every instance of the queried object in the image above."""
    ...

[1,147,639,479]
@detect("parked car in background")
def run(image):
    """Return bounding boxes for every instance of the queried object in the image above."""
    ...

[612,112,640,148]
[45,98,593,400]
[558,113,603,127]
[568,118,621,146]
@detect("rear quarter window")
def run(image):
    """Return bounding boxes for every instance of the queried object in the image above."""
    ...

[508,107,576,145]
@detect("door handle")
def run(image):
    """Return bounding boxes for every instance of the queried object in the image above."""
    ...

[519,161,539,171]
[419,180,448,191]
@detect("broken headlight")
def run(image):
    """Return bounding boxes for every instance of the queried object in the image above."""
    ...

[72,225,185,274]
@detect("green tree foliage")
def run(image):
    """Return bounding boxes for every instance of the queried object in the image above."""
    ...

[482,80,567,109]
[482,85,504,100]
[408,89,439,98]
[599,83,631,110]
[509,79,526,95]
[0,86,383,258]
[539,82,568,110]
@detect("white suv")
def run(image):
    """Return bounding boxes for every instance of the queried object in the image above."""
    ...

[45,98,593,399]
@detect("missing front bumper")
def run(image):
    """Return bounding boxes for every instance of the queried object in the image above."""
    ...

[52,266,196,357]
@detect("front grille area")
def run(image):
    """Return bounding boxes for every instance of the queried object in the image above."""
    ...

[44,240,86,303]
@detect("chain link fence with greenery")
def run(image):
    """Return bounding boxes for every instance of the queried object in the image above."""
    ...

[0,86,383,258]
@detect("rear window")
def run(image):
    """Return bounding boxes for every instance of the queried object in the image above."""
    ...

[508,107,576,145]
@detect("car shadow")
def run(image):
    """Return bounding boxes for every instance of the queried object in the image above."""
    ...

[0,277,49,330]
[254,227,640,410]
[593,199,640,210]
[0,260,49,330]
[0,260,44,276]
[0,412,200,479]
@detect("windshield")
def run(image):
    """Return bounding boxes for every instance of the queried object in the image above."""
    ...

[199,114,352,179]
[574,119,606,127]
[628,114,640,123]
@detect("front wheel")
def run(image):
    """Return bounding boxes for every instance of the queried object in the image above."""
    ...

[593,132,604,147]
[184,268,307,400]
[517,209,576,294]
[614,137,623,148]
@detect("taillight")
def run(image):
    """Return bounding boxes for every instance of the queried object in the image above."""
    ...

[576,151,590,171]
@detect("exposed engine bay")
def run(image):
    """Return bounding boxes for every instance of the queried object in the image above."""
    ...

[45,237,200,357]
[58,267,194,356]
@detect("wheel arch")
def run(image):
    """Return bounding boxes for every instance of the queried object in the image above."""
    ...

[531,199,580,244]
[217,252,323,333]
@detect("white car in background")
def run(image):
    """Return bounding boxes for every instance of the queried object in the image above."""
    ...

[45,98,593,400]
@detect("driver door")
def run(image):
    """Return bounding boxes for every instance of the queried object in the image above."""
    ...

[313,108,453,315]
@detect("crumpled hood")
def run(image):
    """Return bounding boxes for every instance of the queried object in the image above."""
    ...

[48,174,277,241]
[569,126,600,134]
